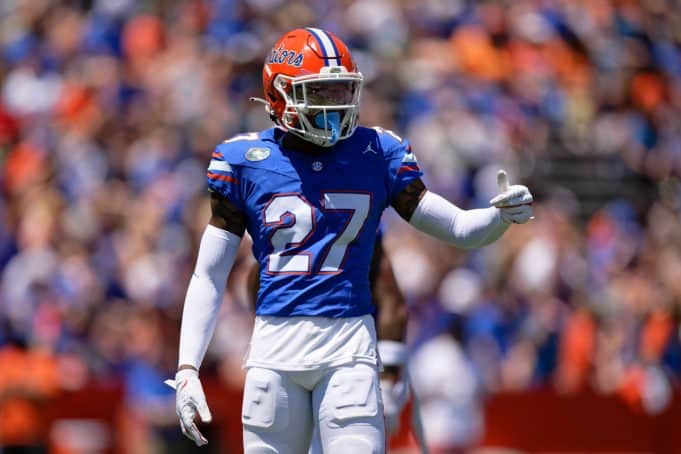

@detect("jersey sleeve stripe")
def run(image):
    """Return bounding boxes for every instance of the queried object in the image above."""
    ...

[397,164,420,175]
[208,160,233,172]
[207,172,239,184]
[211,152,224,160]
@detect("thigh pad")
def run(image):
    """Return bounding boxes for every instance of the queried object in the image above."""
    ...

[242,368,288,432]
[325,368,379,425]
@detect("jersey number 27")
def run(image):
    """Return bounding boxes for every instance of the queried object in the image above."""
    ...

[264,192,371,274]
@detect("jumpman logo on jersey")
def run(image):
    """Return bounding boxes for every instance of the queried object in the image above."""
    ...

[363,142,377,154]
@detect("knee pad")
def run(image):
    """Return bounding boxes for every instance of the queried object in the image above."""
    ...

[244,444,279,454]
[325,368,380,427]
[242,368,288,432]
[326,436,380,454]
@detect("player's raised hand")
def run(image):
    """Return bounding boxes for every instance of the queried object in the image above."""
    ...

[489,170,534,224]
[165,369,212,446]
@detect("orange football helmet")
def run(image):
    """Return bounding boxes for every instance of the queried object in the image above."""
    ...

[257,28,363,147]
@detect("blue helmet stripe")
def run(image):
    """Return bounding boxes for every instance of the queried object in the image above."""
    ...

[306,27,340,66]
[305,27,329,65]
[322,30,342,66]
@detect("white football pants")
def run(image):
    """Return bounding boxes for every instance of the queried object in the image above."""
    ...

[242,362,385,454]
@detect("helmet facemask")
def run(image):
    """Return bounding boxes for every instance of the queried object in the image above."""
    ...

[274,66,363,147]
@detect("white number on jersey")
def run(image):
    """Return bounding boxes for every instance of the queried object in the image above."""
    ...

[264,195,314,274]
[320,192,371,273]
[222,132,259,144]
[264,192,371,274]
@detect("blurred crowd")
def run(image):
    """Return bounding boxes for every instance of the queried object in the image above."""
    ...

[1,0,680,451]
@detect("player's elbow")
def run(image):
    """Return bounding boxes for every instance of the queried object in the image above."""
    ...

[394,301,408,333]
[447,228,483,250]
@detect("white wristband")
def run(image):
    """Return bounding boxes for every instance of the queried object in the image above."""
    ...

[378,340,407,366]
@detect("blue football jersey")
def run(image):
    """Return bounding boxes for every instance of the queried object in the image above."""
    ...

[207,126,422,318]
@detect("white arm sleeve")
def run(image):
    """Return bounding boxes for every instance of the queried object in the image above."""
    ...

[409,191,509,249]
[178,224,241,369]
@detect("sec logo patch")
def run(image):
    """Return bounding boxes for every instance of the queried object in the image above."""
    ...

[245,147,270,161]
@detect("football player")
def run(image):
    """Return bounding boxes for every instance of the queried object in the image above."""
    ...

[166,28,533,453]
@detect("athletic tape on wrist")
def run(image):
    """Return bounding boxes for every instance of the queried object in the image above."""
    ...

[176,368,199,380]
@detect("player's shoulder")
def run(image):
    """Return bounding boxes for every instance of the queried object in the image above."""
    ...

[214,127,283,166]
[352,126,410,158]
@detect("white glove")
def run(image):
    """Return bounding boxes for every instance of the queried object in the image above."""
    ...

[489,169,534,224]
[381,376,410,436]
[164,369,212,446]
